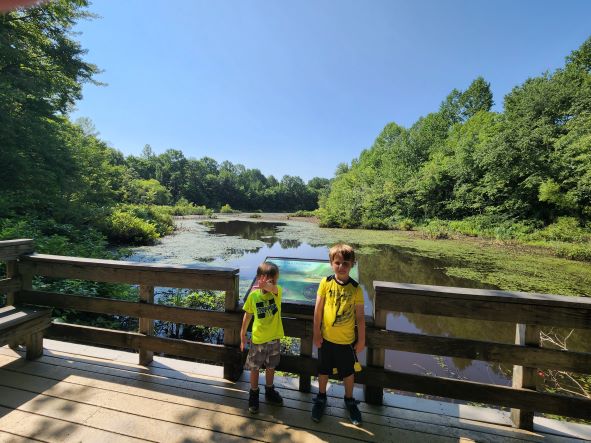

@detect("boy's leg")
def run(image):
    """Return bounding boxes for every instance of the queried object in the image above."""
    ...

[343,373,362,426]
[264,367,283,405]
[318,374,329,394]
[264,341,283,405]
[265,367,275,387]
[250,368,259,390]
[343,373,354,398]
[245,345,263,413]
[312,374,329,422]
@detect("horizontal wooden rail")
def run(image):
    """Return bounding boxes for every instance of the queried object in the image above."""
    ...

[366,329,591,373]
[0,278,21,294]
[17,290,241,328]
[47,323,239,363]
[0,239,34,262]
[374,282,591,329]
[19,254,239,291]
[276,355,591,420]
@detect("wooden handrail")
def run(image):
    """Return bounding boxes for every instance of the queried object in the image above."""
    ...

[374,281,591,329]
[369,281,591,429]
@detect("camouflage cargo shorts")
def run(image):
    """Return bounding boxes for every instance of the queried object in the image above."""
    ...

[244,339,281,370]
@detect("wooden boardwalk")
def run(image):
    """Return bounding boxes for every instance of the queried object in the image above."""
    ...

[0,341,589,443]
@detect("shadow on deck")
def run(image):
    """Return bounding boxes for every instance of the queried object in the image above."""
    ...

[1,340,588,443]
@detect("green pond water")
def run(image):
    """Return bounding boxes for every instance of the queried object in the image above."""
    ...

[129,215,591,393]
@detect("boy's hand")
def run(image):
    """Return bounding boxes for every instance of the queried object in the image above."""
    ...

[240,335,248,352]
[313,333,323,348]
[354,339,365,354]
[257,275,278,294]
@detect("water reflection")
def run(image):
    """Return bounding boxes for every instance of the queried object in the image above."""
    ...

[202,220,301,249]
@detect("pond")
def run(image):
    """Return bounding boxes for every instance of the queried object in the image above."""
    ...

[129,215,590,397]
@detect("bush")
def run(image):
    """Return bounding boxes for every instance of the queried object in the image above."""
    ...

[422,219,450,239]
[168,198,214,216]
[447,215,538,240]
[220,204,235,214]
[0,217,113,258]
[554,244,591,262]
[105,210,159,245]
[395,218,414,231]
[529,217,591,243]
[289,210,317,217]
[249,213,261,218]
[361,217,390,230]
[115,204,174,237]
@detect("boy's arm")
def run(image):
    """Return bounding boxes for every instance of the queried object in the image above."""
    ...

[240,312,253,352]
[313,295,325,348]
[354,304,366,354]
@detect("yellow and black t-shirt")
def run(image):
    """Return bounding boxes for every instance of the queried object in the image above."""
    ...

[243,286,284,344]
[317,275,364,345]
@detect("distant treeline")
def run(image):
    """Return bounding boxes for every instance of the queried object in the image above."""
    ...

[319,38,591,232]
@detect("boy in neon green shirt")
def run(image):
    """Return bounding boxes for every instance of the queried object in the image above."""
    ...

[240,261,284,413]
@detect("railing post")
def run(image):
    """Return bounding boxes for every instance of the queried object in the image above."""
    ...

[138,285,154,366]
[5,260,17,306]
[510,323,540,430]
[364,298,386,405]
[223,274,242,381]
[299,334,312,392]
[12,242,35,350]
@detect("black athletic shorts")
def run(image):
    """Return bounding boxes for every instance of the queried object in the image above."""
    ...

[318,339,356,379]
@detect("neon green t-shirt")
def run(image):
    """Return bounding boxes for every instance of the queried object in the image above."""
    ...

[317,275,364,344]
[243,286,284,344]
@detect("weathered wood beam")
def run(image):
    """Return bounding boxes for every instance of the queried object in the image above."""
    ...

[19,254,238,291]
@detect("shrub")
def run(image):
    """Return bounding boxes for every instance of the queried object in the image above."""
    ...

[361,217,390,230]
[105,210,159,245]
[249,213,261,218]
[395,218,414,231]
[554,244,591,262]
[220,204,234,214]
[168,199,214,216]
[113,204,177,237]
[422,219,450,239]
[529,217,591,243]
[289,210,317,217]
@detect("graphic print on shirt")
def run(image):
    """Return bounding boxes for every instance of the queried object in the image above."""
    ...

[328,287,354,326]
[255,297,278,319]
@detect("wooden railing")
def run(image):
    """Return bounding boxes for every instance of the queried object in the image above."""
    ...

[365,282,591,430]
[1,239,590,430]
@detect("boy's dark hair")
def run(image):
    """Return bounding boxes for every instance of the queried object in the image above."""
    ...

[329,243,355,263]
[256,261,279,278]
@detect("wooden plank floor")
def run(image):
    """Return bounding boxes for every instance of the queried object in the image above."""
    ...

[0,341,589,443]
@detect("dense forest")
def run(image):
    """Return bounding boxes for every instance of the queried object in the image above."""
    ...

[1,1,590,261]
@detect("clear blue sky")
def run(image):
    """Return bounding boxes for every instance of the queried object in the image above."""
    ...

[71,0,591,182]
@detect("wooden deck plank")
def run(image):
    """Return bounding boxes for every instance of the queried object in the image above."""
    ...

[1,342,589,442]
[0,357,434,443]
[0,406,150,443]
[0,346,580,443]
[0,385,255,443]
[0,358,540,441]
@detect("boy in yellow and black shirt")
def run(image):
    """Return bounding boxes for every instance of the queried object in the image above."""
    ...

[240,261,284,414]
[312,244,365,426]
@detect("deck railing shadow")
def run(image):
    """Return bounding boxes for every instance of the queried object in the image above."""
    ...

[1,238,590,432]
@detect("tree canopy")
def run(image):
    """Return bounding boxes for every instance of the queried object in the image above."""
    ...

[319,38,591,229]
